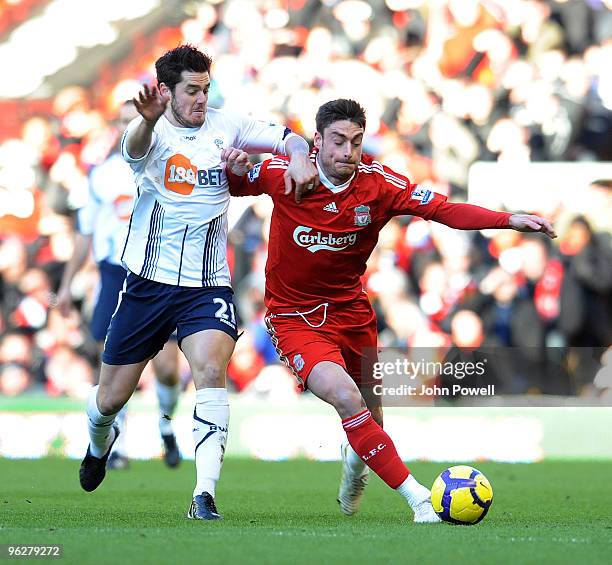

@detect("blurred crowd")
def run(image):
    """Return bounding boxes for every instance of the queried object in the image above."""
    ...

[0,0,610,400]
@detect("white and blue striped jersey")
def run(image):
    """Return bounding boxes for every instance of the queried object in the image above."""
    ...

[120,108,293,287]
[77,152,136,265]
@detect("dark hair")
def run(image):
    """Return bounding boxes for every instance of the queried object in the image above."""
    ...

[315,99,366,134]
[155,44,212,92]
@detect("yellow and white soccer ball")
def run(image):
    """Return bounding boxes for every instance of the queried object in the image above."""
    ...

[431,465,493,525]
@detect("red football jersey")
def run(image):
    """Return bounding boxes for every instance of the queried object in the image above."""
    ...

[227,152,449,311]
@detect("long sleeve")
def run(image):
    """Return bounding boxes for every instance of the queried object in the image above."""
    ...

[226,156,291,199]
[430,201,511,230]
[226,161,269,197]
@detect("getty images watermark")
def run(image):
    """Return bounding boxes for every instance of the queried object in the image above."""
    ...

[371,357,493,398]
[360,346,611,407]
[358,347,496,407]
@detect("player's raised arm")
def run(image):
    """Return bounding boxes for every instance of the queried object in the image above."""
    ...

[125,84,169,159]
[231,115,319,204]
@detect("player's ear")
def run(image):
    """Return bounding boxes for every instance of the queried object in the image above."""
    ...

[313,131,322,150]
[159,82,171,98]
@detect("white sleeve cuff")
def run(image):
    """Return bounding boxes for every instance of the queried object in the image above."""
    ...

[120,128,154,163]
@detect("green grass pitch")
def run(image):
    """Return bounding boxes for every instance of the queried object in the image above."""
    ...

[1,458,611,564]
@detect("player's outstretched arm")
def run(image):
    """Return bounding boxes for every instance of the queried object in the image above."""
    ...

[126,84,170,159]
[283,136,319,204]
[508,213,557,238]
[429,201,556,239]
[381,161,556,239]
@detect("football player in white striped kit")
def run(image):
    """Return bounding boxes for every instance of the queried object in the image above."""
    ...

[78,45,319,521]
[57,100,183,471]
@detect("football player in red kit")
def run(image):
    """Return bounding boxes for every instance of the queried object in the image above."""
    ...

[223,99,556,523]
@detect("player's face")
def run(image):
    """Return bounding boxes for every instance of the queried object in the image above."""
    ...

[167,71,210,128]
[314,120,364,185]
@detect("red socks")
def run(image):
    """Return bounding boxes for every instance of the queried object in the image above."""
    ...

[342,409,410,489]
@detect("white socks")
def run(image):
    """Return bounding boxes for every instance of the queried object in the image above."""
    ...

[344,441,368,476]
[192,388,229,498]
[396,474,431,509]
[86,385,117,458]
[156,381,180,436]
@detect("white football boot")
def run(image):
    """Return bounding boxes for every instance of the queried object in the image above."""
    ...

[410,481,442,523]
[397,473,442,523]
[337,441,369,516]
[413,498,442,523]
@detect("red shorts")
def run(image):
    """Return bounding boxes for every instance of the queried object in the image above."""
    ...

[264,294,378,391]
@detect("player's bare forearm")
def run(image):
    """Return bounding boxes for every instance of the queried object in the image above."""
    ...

[56,233,92,316]
[283,136,319,203]
[60,233,92,287]
[284,135,310,159]
[125,119,156,160]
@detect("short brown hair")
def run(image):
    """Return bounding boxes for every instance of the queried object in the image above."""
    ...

[315,99,366,134]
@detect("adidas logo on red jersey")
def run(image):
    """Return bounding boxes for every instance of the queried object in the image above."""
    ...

[323,202,339,213]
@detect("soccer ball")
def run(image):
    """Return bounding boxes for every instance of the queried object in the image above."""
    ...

[431,465,493,525]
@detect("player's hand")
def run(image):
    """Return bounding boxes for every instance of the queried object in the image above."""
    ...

[55,285,73,318]
[284,153,319,204]
[221,147,253,176]
[509,214,557,238]
[133,84,170,124]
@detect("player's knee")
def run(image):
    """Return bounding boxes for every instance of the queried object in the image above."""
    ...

[156,372,178,386]
[97,390,127,416]
[152,347,179,385]
[191,360,226,388]
[332,385,365,419]
[154,362,179,385]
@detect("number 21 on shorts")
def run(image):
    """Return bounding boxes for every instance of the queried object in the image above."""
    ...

[214,297,236,328]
